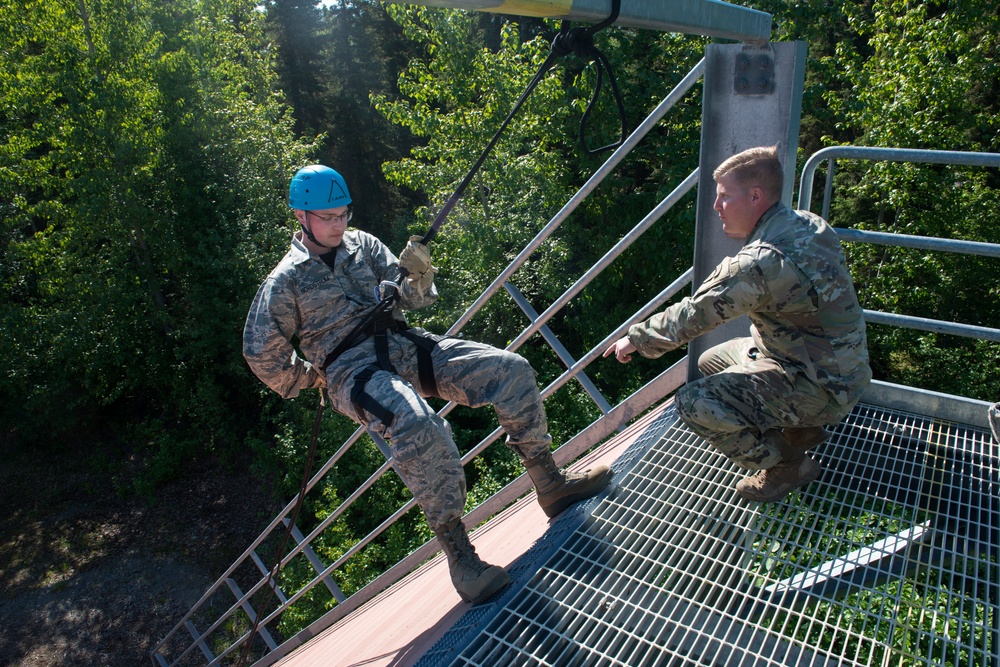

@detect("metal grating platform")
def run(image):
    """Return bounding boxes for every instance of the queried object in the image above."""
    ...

[418,401,1000,666]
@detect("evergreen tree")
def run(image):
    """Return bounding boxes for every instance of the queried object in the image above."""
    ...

[264,0,422,244]
[265,0,330,137]
[320,0,423,244]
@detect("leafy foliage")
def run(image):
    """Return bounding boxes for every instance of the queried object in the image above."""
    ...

[0,0,315,490]
[826,0,1000,401]
[755,0,1000,401]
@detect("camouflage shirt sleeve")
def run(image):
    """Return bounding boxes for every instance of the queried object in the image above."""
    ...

[242,231,438,400]
[628,251,770,358]
[243,270,326,399]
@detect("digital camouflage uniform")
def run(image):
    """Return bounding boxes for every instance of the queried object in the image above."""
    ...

[244,229,552,531]
[628,202,871,470]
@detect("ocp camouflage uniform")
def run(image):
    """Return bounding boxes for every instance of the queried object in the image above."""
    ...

[244,230,551,531]
[628,202,871,470]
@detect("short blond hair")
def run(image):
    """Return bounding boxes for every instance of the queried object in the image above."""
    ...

[713,145,783,200]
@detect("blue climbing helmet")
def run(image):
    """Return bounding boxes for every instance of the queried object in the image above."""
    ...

[288,165,352,210]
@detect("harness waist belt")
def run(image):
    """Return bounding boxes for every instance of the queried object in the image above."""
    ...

[321,308,402,372]
[320,313,447,399]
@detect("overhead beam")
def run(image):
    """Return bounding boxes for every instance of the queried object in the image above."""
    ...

[389,0,772,42]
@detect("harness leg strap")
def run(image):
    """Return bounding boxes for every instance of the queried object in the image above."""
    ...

[350,365,396,428]
[397,328,448,398]
[373,329,397,376]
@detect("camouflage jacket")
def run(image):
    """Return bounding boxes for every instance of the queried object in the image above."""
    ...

[243,229,437,399]
[628,203,871,406]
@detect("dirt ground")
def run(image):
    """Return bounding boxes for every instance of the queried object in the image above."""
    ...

[0,433,283,667]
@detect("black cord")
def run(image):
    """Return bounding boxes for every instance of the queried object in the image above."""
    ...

[419,47,562,246]
[236,395,325,667]
[550,0,627,155]
[422,0,624,242]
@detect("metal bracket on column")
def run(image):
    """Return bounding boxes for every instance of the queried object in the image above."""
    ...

[734,52,774,95]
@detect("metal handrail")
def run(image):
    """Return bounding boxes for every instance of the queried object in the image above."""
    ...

[152,58,706,667]
[797,145,1000,216]
[862,309,1000,343]
[449,59,705,335]
[797,145,1000,344]
[832,227,1000,259]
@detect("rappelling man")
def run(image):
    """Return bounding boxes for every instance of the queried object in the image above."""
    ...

[244,165,612,603]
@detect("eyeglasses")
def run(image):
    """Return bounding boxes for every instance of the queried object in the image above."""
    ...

[308,208,353,224]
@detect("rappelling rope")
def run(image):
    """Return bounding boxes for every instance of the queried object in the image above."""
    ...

[235,393,324,667]
[236,3,623,663]
[423,0,626,244]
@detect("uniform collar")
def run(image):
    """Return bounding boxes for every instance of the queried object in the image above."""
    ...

[289,231,313,265]
[747,201,787,242]
[289,229,359,264]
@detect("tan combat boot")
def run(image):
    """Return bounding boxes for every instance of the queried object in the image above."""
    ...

[781,425,831,450]
[735,431,822,503]
[434,518,510,603]
[524,452,612,518]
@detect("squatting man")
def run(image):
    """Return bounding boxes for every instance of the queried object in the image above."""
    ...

[244,165,612,604]
[605,145,872,503]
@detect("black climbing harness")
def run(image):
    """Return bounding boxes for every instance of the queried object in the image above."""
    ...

[347,327,448,428]
[237,4,624,663]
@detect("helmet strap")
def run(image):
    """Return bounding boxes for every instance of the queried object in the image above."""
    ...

[299,221,332,249]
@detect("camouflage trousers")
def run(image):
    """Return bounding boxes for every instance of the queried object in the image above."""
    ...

[674,337,849,470]
[325,331,551,531]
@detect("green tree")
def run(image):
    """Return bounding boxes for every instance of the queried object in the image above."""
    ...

[739,0,1000,400]
[0,0,316,490]
[823,0,1000,400]
[265,0,330,138]
[265,0,422,244]
[374,8,576,331]
[320,0,423,244]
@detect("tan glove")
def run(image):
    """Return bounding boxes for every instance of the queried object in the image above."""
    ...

[398,235,435,283]
[306,361,327,389]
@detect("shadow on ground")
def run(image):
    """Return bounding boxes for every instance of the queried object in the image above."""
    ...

[0,434,281,667]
